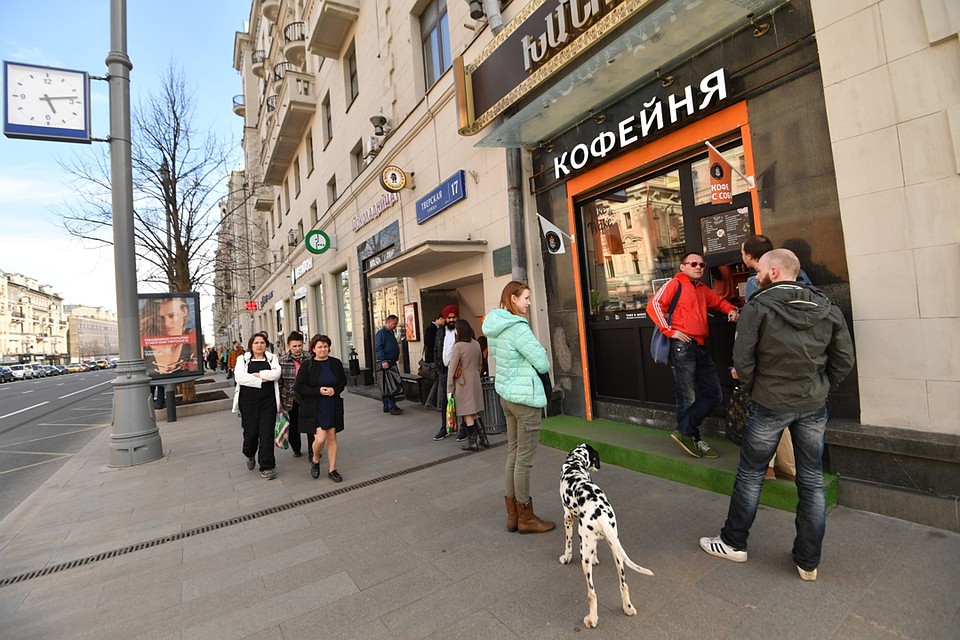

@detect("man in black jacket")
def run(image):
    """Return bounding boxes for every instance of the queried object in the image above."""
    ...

[432,305,459,440]
[699,249,855,582]
[375,315,403,415]
[422,310,445,409]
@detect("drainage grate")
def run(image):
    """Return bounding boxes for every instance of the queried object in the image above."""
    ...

[0,442,502,588]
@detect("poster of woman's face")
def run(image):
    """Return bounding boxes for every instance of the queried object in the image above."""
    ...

[138,293,201,380]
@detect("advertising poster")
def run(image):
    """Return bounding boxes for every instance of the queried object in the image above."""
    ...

[138,292,203,382]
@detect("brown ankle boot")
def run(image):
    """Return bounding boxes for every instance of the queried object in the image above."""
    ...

[515,498,555,534]
[505,496,518,532]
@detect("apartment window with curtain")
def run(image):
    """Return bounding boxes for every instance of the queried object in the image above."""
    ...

[420,0,451,88]
[293,158,301,197]
[327,175,338,207]
[345,42,359,106]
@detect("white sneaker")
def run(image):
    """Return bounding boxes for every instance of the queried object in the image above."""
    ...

[699,536,747,562]
[797,565,817,581]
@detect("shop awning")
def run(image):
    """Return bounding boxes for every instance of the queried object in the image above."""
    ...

[366,240,488,278]
[475,0,789,148]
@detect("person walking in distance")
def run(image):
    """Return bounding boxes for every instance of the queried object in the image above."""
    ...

[699,249,854,581]
[278,331,309,459]
[647,252,739,459]
[482,281,555,534]
[295,334,348,482]
[432,305,459,440]
[375,315,404,416]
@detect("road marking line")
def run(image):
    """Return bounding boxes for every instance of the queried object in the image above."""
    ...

[0,402,50,421]
[0,449,75,456]
[0,455,71,476]
[1,426,107,448]
[58,380,113,399]
[21,390,34,394]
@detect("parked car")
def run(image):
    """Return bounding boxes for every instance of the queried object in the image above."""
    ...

[96,359,109,369]
[8,364,32,380]
[82,361,98,371]
[43,365,59,377]
[0,366,14,383]
[55,365,68,375]
[66,363,84,373]
[107,358,118,368]
[29,363,46,378]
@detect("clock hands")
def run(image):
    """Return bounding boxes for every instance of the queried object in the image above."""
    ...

[39,94,78,115]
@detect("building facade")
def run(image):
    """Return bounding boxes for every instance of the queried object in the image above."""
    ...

[230,0,542,377]
[64,305,119,362]
[226,0,959,529]
[0,272,68,365]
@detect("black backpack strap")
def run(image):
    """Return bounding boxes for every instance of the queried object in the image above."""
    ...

[666,280,682,318]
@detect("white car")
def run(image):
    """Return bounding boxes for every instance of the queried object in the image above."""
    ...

[8,364,33,380]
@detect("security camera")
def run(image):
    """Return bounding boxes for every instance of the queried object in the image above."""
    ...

[370,114,388,136]
[467,0,484,20]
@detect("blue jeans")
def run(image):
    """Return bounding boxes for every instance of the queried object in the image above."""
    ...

[720,403,829,571]
[670,339,722,440]
[382,394,397,411]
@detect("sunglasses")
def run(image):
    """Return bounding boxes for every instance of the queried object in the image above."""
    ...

[683,261,706,268]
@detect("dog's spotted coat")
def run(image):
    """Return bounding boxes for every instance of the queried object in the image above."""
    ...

[559,443,654,629]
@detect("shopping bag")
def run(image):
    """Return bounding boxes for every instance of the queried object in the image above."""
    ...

[724,386,750,446]
[446,394,457,434]
[274,411,290,449]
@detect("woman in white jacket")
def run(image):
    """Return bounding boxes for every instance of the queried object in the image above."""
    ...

[233,333,282,480]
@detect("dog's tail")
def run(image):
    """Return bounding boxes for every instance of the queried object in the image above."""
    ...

[602,520,654,576]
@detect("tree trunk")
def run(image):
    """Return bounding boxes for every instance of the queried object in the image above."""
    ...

[178,381,197,403]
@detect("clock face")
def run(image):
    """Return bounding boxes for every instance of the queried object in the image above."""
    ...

[3,61,91,142]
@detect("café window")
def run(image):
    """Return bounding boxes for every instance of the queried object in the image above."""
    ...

[582,170,686,316]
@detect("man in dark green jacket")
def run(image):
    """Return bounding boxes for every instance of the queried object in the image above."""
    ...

[699,249,854,582]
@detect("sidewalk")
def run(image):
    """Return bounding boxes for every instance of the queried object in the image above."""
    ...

[0,385,957,639]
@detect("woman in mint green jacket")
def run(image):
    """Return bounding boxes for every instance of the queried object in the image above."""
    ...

[482,281,555,534]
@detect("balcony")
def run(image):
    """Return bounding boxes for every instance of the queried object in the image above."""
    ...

[266,95,278,112]
[262,71,315,185]
[283,22,307,67]
[254,187,274,211]
[261,0,280,23]
[307,0,360,58]
[272,61,294,90]
[232,95,245,117]
[251,49,266,77]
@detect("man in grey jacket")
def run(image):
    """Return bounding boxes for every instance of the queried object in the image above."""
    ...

[699,249,855,582]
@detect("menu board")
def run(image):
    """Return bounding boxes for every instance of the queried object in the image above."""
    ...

[699,207,751,254]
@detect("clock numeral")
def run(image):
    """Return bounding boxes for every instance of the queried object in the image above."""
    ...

[43,78,52,85]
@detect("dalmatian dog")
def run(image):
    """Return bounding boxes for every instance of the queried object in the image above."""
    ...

[559,443,654,629]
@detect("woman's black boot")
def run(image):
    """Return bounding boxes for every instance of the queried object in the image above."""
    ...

[476,417,490,448]
[461,425,479,451]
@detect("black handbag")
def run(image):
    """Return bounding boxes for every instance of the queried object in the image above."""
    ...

[417,358,436,380]
[538,371,552,399]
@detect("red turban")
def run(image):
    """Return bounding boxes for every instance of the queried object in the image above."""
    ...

[442,305,459,318]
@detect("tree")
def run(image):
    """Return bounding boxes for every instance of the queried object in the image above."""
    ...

[58,65,236,402]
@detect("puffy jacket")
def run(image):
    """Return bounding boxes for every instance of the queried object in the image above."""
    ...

[482,308,550,408]
[647,273,736,345]
[733,281,855,412]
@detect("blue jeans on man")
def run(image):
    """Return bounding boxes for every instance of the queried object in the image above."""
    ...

[720,403,828,572]
[670,339,723,440]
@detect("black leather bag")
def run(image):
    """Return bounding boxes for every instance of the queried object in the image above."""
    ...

[725,385,750,446]
[416,359,436,380]
[538,371,552,399]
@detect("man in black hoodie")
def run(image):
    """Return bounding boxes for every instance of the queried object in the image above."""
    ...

[699,249,855,582]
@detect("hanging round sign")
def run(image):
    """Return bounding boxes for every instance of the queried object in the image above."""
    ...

[305,229,331,254]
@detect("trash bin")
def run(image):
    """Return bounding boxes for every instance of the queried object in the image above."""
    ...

[480,376,506,434]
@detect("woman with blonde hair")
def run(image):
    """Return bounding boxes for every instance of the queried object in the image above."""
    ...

[482,281,554,534]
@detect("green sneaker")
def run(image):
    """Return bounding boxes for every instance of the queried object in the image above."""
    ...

[695,440,719,459]
[671,430,701,458]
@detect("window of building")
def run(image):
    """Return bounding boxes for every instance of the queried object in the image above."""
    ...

[310,200,318,227]
[293,158,301,196]
[630,251,640,275]
[350,140,364,178]
[327,175,338,207]
[322,93,333,147]
[297,220,304,246]
[420,0,451,88]
[305,131,314,175]
[270,209,276,237]
[282,180,290,215]
[345,41,359,107]
[605,256,615,278]
[623,212,633,229]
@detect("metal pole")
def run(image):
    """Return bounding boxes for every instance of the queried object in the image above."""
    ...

[506,147,527,282]
[107,0,164,466]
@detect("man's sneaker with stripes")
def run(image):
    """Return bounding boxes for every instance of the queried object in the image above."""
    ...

[699,536,747,562]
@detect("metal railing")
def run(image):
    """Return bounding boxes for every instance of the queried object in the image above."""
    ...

[232,95,244,109]
[273,61,294,82]
[266,95,278,112]
[284,21,305,44]
[252,49,266,65]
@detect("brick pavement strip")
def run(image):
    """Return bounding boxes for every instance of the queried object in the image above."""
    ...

[0,386,957,639]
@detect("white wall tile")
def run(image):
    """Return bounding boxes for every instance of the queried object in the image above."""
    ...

[839,188,909,256]
[817,6,887,86]
[848,251,919,321]
[858,376,930,429]
[823,65,897,142]
[832,127,904,199]
[915,244,960,317]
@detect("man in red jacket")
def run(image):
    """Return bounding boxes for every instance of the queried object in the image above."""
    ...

[647,252,739,458]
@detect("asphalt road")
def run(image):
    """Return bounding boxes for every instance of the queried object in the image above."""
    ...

[0,369,117,521]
